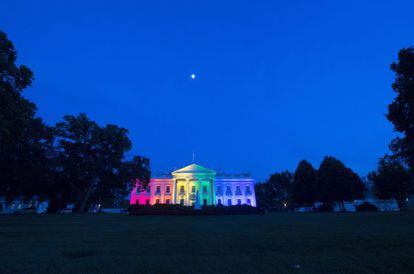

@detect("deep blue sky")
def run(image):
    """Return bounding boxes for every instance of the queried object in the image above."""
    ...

[1,1,413,180]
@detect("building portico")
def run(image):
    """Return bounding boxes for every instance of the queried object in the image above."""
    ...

[172,164,216,206]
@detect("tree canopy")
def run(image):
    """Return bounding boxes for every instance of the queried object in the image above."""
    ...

[54,114,150,212]
[317,156,365,211]
[291,160,318,208]
[371,47,414,209]
[255,171,293,211]
[0,30,150,212]
[387,48,414,169]
[0,31,53,201]
[369,155,412,209]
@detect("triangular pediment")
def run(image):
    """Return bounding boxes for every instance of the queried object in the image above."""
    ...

[172,163,216,175]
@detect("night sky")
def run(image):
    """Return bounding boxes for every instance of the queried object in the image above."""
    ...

[1,1,413,180]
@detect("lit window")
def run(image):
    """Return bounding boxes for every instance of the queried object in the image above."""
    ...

[235,186,242,196]
[225,186,232,196]
[216,186,222,195]
[228,199,232,206]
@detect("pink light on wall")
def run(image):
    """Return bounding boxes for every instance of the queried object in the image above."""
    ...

[130,181,151,205]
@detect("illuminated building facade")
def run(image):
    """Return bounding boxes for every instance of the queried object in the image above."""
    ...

[130,163,256,207]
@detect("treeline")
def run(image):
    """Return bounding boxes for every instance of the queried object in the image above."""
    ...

[256,47,414,211]
[0,31,150,212]
[2,30,414,213]
[255,157,365,211]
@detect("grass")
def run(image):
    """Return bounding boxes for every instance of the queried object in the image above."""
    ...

[0,212,414,274]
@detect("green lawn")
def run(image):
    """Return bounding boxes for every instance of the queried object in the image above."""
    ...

[0,213,414,274]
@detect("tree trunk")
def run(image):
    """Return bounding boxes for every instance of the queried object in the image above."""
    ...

[338,201,344,212]
[79,190,92,213]
[47,196,60,213]
[78,180,97,213]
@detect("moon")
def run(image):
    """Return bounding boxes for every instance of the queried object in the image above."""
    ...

[191,73,196,80]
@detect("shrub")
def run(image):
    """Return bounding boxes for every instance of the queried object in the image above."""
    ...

[127,204,264,216]
[317,203,334,212]
[356,202,378,212]
[199,205,264,215]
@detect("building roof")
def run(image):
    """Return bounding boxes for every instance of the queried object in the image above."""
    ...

[172,163,216,175]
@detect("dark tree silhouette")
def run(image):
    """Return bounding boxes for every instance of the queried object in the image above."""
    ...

[369,155,412,209]
[255,171,293,211]
[0,30,151,211]
[317,156,365,211]
[54,113,150,212]
[387,47,414,170]
[0,31,53,201]
[291,160,318,209]
[367,47,414,208]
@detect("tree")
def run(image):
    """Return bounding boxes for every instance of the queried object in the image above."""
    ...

[317,156,365,211]
[255,171,293,211]
[254,182,273,211]
[367,47,414,209]
[291,160,318,209]
[54,113,150,212]
[387,47,414,169]
[0,30,53,201]
[369,155,412,210]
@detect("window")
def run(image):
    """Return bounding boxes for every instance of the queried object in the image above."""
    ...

[202,186,207,194]
[191,186,196,193]
[237,199,242,205]
[135,200,140,205]
[228,199,232,206]
[166,186,171,194]
[235,186,242,196]
[166,199,170,204]
[155,199,160,204]
[179,186,185,194]
[146,199,150,205]
[218,199,222,205]
[216,186,222,195]
[191,202,195,206]
[225,186,232,196]
[247,199,251,205]
[180,199,184,206]
[146,186,151,194]
[245,186,252,196]
[136,187,141,194]
[155,186,161,195]
[203,199,207,206]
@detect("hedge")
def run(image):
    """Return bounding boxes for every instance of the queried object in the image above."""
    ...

[127,204,264,215]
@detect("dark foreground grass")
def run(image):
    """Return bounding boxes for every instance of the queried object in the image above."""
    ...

[1,213,414,274]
